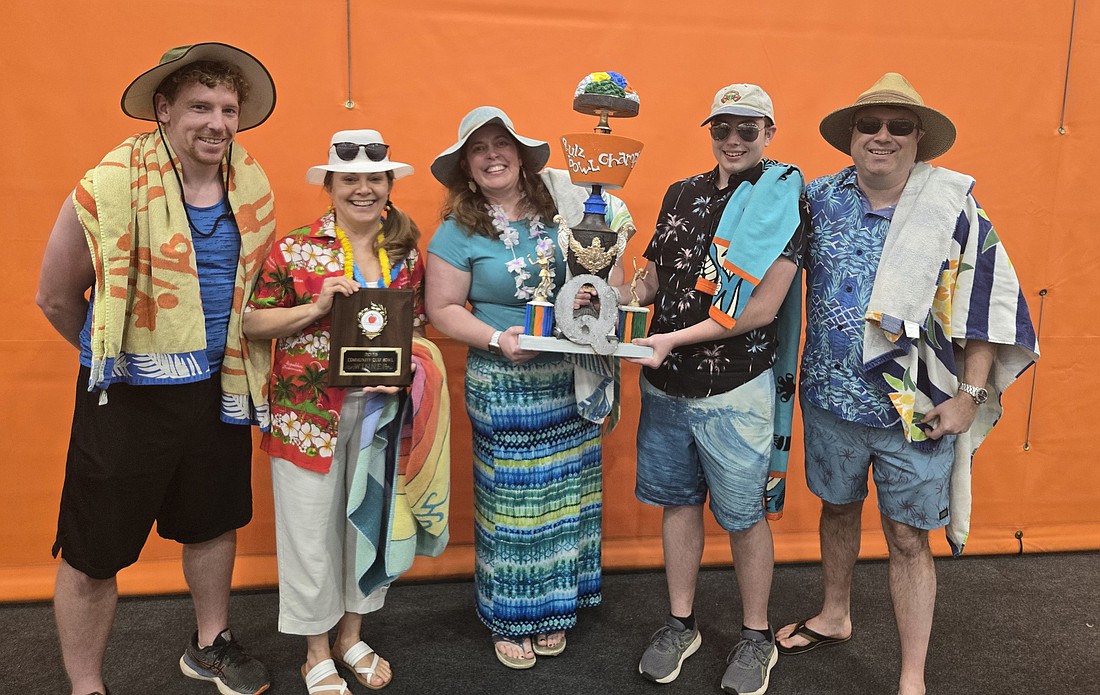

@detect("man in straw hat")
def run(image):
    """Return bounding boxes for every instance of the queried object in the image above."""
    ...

[776,73,1038,695]
[623,83,809,695]
[36,42,278,695]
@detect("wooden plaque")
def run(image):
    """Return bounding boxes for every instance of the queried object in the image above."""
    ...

[328,288,413,387]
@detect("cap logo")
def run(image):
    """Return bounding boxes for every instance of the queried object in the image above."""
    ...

[721,90,741,104]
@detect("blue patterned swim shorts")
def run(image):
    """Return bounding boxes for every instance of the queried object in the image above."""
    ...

[801,402,955,530]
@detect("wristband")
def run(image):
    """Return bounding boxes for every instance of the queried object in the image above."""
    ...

[487,330,504,356]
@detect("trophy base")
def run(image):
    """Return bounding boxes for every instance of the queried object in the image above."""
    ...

[618,305,650,344]
[518,334,653,359]
[524,300,555,337]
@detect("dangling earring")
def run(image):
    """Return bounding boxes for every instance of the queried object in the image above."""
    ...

[468,180,478,193]
[385,200,393,212]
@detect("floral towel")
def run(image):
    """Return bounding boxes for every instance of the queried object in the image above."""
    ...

[73,131,276,423]
[862,162,1039,553]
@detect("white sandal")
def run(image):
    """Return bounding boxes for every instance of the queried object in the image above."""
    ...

[334,640,391,689]
[301,659,349,694]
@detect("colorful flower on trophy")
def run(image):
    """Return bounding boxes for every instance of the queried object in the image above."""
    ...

[574,71,640,102]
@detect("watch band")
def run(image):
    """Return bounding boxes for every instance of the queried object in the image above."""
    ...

[487,330,504,356]
[958,382,989,405]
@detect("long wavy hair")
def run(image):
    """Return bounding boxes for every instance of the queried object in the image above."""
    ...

[325,171,420,262]
[439,138,557,239]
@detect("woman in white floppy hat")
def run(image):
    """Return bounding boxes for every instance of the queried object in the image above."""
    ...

[425,106,636,669]
[244,130,424,692]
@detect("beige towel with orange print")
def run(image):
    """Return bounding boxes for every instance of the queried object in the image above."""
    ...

[73,130,276,423]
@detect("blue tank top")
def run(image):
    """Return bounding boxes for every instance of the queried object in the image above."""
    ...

[189,199,241,369]
[79,199,240,372]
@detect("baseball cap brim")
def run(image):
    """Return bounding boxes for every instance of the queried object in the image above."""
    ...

[700,105,771,126]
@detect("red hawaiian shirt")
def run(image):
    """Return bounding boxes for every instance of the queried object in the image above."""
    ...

[248,211,426,473]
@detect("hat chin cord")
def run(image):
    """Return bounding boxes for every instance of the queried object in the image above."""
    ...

[156,119,237,238]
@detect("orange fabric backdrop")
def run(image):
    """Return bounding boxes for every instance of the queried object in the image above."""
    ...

[3,1,1097,602]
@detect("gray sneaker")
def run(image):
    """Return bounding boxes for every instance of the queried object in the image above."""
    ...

[638,616,702,683]
[180,628,271,694]
[721,634,778,695]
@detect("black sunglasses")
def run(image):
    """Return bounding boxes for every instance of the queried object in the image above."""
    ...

[332,142,390,162]
[709,122,764,143]
[853,117,919,137]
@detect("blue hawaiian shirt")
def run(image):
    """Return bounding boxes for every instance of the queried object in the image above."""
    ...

[801,166,900,428]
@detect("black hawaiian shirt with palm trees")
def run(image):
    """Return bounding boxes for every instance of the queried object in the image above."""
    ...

[643,162,809,398]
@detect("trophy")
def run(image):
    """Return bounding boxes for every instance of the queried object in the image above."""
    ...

[617,258,650,344]
[522,238,557,338]
[328,288,414,387]
[518,71,651,358]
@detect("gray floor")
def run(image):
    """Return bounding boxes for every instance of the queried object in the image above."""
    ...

[4,552,1098,694]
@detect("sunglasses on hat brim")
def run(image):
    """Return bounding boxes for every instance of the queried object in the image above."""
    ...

[332,142,390,162]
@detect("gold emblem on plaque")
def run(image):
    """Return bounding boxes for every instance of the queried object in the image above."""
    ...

[356,303,387,340]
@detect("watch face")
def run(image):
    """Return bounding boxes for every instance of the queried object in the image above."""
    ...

[961,384,988,405]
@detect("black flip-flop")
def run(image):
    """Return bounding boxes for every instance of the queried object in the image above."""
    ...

[776,620,852,655]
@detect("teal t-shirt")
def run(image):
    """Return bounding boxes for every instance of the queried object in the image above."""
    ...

[428,216,567,332]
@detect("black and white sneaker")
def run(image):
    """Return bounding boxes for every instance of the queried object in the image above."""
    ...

[180,629,270,695]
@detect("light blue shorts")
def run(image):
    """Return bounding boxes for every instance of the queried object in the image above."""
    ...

[635,370,775,532]
[801,403,955,530]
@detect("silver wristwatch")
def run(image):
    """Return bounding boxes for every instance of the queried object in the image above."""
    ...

[487,330,504,357]
[958,382,989,406]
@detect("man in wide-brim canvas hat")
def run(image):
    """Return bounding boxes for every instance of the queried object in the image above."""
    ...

[775,72,1039,695]
[36,42,278,695]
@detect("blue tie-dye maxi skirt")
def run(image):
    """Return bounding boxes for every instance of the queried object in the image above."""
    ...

[464,352,603,637]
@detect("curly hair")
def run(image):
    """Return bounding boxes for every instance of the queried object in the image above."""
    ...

[156,60,252,105]
[439,139,557,239]
[324,171,420,262]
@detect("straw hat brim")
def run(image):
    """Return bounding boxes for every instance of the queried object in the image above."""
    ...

[306,161,414,185]
[430,115,550,187]
[819,101,956,161]
[120,42,276,132]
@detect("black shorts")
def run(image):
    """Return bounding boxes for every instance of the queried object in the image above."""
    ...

[53,366,254,579]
